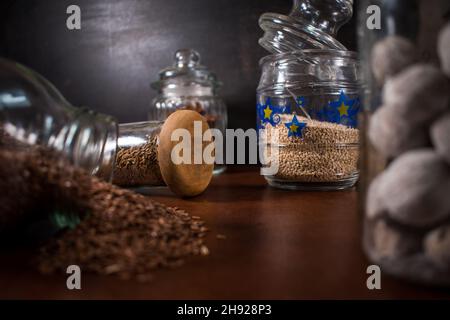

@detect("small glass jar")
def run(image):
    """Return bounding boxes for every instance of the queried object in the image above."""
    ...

[257,50,362,190]
[358,0,450,286]
[150,49,227,174]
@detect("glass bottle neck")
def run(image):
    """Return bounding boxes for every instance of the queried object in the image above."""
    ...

[55,107,118,181]
[1,104,118,181]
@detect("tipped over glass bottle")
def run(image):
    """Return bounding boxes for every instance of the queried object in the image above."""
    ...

[0,58,214,232]
[0,58,118,179]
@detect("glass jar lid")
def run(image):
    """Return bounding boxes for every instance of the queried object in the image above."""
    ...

[151,49,220,91]
[259,0,353,53]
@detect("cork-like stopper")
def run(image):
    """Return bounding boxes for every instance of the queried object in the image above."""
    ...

[158,110,214,197]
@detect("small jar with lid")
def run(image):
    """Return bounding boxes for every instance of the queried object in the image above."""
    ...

[257,0,362,191]
[150,49,227,174]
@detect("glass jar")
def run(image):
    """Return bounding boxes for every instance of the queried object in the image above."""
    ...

[257,0,362,190]
[0,58,214,199]
[150,48,227,174]
[113,111,214,197]
[257,50,362,190]
[358,0,450,286]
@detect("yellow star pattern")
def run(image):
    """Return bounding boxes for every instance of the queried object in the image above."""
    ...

[263,106,273,119]
[338,102,349,117]
[289,123,299,133]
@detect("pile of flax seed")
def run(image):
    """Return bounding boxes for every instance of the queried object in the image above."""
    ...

[0,134,209,282]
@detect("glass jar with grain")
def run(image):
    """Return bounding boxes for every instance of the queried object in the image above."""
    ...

[257,0,363,190]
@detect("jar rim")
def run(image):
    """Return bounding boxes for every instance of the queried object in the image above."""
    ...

[259,49,358,66]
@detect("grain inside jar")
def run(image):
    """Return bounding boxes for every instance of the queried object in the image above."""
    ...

[262,115,359,189]
[112,121,165,187]
[113,134,164,186]
[110,110,214,197]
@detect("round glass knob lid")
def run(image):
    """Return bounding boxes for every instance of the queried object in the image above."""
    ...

[258,0,353,53]
[152,48,220,89]
[174,49,201,68]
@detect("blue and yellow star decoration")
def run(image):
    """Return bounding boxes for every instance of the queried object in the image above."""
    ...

[314,91,360,128]
[257,91,360,136]
[285,114,307,138]
[257,97,291,129]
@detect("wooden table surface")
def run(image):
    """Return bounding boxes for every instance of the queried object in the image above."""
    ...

[1,167,450,299]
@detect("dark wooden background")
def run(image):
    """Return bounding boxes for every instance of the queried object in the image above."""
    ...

[0,0,356,130]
